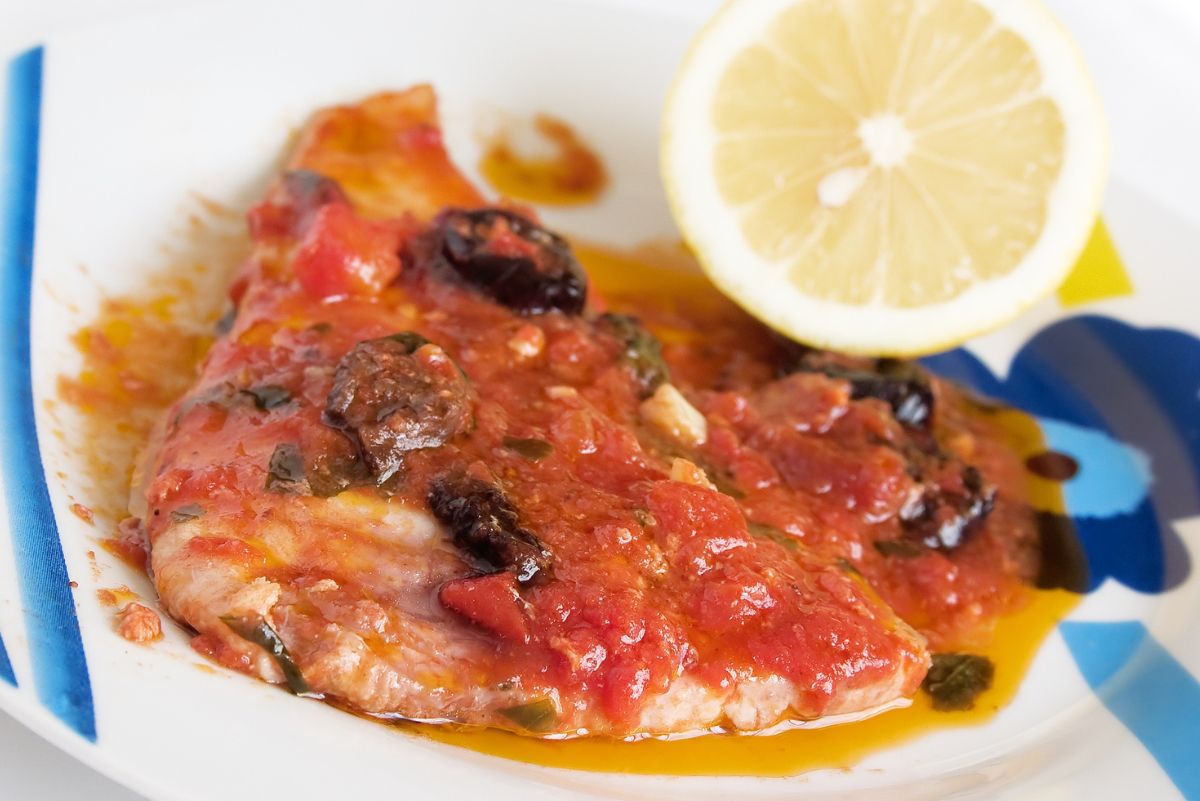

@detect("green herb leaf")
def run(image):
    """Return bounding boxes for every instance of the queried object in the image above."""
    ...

[835,557,862,576]
[242,384,293,411]
[308,321,333,334]
[747,522,797,550]
[597,313,670,397]
[498,697,558,732]
[266,443,307,493]
[922,653,994,711]
[873,539,924,558]
[221,616,317,697]
[170,503,204,523]
[503,436,554,461]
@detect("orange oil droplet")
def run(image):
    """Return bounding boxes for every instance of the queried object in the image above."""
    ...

[479,115,607,206]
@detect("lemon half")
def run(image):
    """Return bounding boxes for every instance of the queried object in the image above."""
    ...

[662,0,1108,355]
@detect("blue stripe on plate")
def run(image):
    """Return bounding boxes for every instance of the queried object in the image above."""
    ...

[1061,621,1200,800]
[2,46,96,741]
[0,630,15,686]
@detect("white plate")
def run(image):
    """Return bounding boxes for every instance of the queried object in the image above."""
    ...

[1,1,1199,799]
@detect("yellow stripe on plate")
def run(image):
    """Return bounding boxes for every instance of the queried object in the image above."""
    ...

[1057,220,1134,307]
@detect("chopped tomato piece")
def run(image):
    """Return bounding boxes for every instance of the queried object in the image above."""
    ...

[439,572,530,643]
[292,204,406,299]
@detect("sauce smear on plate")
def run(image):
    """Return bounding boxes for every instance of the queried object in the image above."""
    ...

[479,114,607,206]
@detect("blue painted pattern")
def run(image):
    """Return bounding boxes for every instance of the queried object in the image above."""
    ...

[2,46,96,740]
[925,315,1198,593]
[926,316,1200,798]
[1061,621,1200,800]
[0,630,15,686]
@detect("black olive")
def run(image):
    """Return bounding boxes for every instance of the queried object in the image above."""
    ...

[782,346,935,429]
[431,208,586,315]
[428,473,552,584]
[324,333,472,483]
[900,464,996,550]
[848,359,935,429]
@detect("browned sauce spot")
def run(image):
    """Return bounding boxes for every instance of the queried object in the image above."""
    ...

[69,502,94,525]
[479,115,607,206]
[1026,450,1079,481]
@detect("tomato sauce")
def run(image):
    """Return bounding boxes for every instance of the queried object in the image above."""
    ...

[57,89,1083,772]
[584,247,1044,652]
[59,228,1079,773]
[145,179,926,730]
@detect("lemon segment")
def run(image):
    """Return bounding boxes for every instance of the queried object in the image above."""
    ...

[662,0,1108,355]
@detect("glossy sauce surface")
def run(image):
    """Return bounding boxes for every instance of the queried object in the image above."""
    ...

[398,244,1080,773]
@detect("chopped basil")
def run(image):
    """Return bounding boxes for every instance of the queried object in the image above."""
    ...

[922,653,994,711]
[266,443,307,493]
[221,616,317,697]
[633,509,655,528]
[835,557,862,576]
[873,539,925,558]
[308,321,333,334]
[241,384,292,411]
[597,313,670,397]
[169,503,204,523]
[498,697,558,732]
[747,522,797,550]
[503,436,554,461]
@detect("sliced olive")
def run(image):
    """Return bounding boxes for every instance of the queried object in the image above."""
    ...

[325,333,472,483]
[266,443,307,494]
[900,465,996,550]
[432,208,586,315]
[782,347,934,429]
[428,473,552,585]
